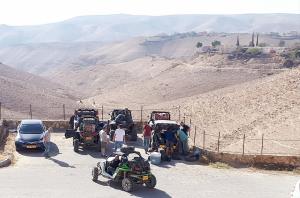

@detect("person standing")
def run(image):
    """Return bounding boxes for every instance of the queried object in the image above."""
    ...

[177,128,189,155]
[43,127,52,158]
[164,127,176,159]
[100,126,109,157]
[114,125,126,151]
[143,122,152,154]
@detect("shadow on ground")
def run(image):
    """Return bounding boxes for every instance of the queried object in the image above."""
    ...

[47,157,76,168]
[17,142,60,158]
[94,179,172,198]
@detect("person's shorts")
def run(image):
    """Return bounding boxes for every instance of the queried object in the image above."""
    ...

[165,140,174,148]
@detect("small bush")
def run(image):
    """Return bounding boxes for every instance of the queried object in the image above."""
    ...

[212,40,221,47]
[209,162,231,169]
[258,43,267,47]
[246,48,262,55]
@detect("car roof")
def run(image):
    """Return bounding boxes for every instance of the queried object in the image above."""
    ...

[154,120,178,125]
[20,119,43,125]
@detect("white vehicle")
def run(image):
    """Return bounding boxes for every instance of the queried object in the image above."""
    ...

[291,180,300,198]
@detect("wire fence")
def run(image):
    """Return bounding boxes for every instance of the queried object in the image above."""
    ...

[1,102,299,156]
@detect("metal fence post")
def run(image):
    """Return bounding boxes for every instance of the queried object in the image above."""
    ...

[29,104,32,119]
[0,102,2,120]
[101,105,104,121]
[140,106,143,124]
[193,126,197,146]
[261,134,264,155]
[203,130,206,150]
[242,134,245,155]
[183,113,186,124]
[217,131,220,153]
[189,118,192,137]
[63,104,66,120]
[178,106,181,122]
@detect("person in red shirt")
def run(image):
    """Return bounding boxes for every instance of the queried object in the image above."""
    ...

[143,122,152,154]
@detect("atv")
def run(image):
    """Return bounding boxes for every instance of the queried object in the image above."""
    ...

[91,148,156,192]
[108,108,137,141]
[65,108,102,152]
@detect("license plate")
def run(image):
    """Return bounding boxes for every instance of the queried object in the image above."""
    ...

[142,176,149,181]
[86,137,92,141]
[26,145,37,149]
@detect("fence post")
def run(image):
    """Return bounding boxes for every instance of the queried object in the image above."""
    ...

[242,134,245,155]
[189,118,192,136]
[183,113,186,124]
[261,134,264,155]
[0,102,1,120]
[140,106,143,124]
[217,131,220,153]
[101,105,104,121]
[203,130,206,150]
[193,126,197,146]
[29,104,32,119]
[63,104,66,120]
[178,106,181,122]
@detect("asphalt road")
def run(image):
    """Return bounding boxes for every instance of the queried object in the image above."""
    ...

[0,133,298,198]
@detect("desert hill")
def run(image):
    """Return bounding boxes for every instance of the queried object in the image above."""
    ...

[0,14,299,46]
[0,32,299,75]
[0,63,79,119]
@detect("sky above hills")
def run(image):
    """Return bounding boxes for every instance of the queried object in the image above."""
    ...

[0,0,299,25]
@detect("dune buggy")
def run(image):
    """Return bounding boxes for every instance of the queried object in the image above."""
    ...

[65,109,101,152]
[92,148,156,192]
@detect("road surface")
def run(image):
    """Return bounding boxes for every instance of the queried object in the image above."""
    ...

[0,133,298,198]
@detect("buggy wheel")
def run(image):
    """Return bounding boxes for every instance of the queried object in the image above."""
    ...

[74,139,79,152]
[122,178,134,192]
[130,128,137,141]
[92,167,99,181]
[145,175,156,189]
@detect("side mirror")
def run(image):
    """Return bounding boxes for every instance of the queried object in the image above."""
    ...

[11,129,17,133]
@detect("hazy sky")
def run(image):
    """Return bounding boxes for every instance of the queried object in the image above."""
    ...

[0,0,299,25]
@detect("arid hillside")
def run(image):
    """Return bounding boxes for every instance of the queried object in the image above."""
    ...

[0,63,79,119]
[0,32,299,75]
[145,67,300,155]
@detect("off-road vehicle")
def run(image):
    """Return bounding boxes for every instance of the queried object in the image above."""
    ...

[108,108,137,141]
[92,147,156,192]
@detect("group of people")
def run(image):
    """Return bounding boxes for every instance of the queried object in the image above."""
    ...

[99,124,126,157]
[142,121,190,159]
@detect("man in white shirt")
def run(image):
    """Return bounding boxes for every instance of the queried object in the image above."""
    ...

[114,125,126,151]
[99,126,109,157]
[43,127,52,158]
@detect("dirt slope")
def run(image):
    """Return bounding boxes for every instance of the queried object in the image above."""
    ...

[0,63,79,119]
[147,67,300,155]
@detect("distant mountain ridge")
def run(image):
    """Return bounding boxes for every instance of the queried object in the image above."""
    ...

[0,14,299,46]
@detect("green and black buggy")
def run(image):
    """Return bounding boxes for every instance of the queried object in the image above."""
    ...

[91,147,157,192]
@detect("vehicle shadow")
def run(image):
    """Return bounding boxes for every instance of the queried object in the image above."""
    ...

[17,142,60,158]
[95,179,172,198]
[47,157,76,168]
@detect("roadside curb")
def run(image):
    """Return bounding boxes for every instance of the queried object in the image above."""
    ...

[0,155,12,168]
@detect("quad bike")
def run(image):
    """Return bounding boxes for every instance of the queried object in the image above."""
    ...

[92,148,156,192]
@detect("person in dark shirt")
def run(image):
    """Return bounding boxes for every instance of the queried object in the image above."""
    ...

[164,127,176,159]
[180,122,190,136]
